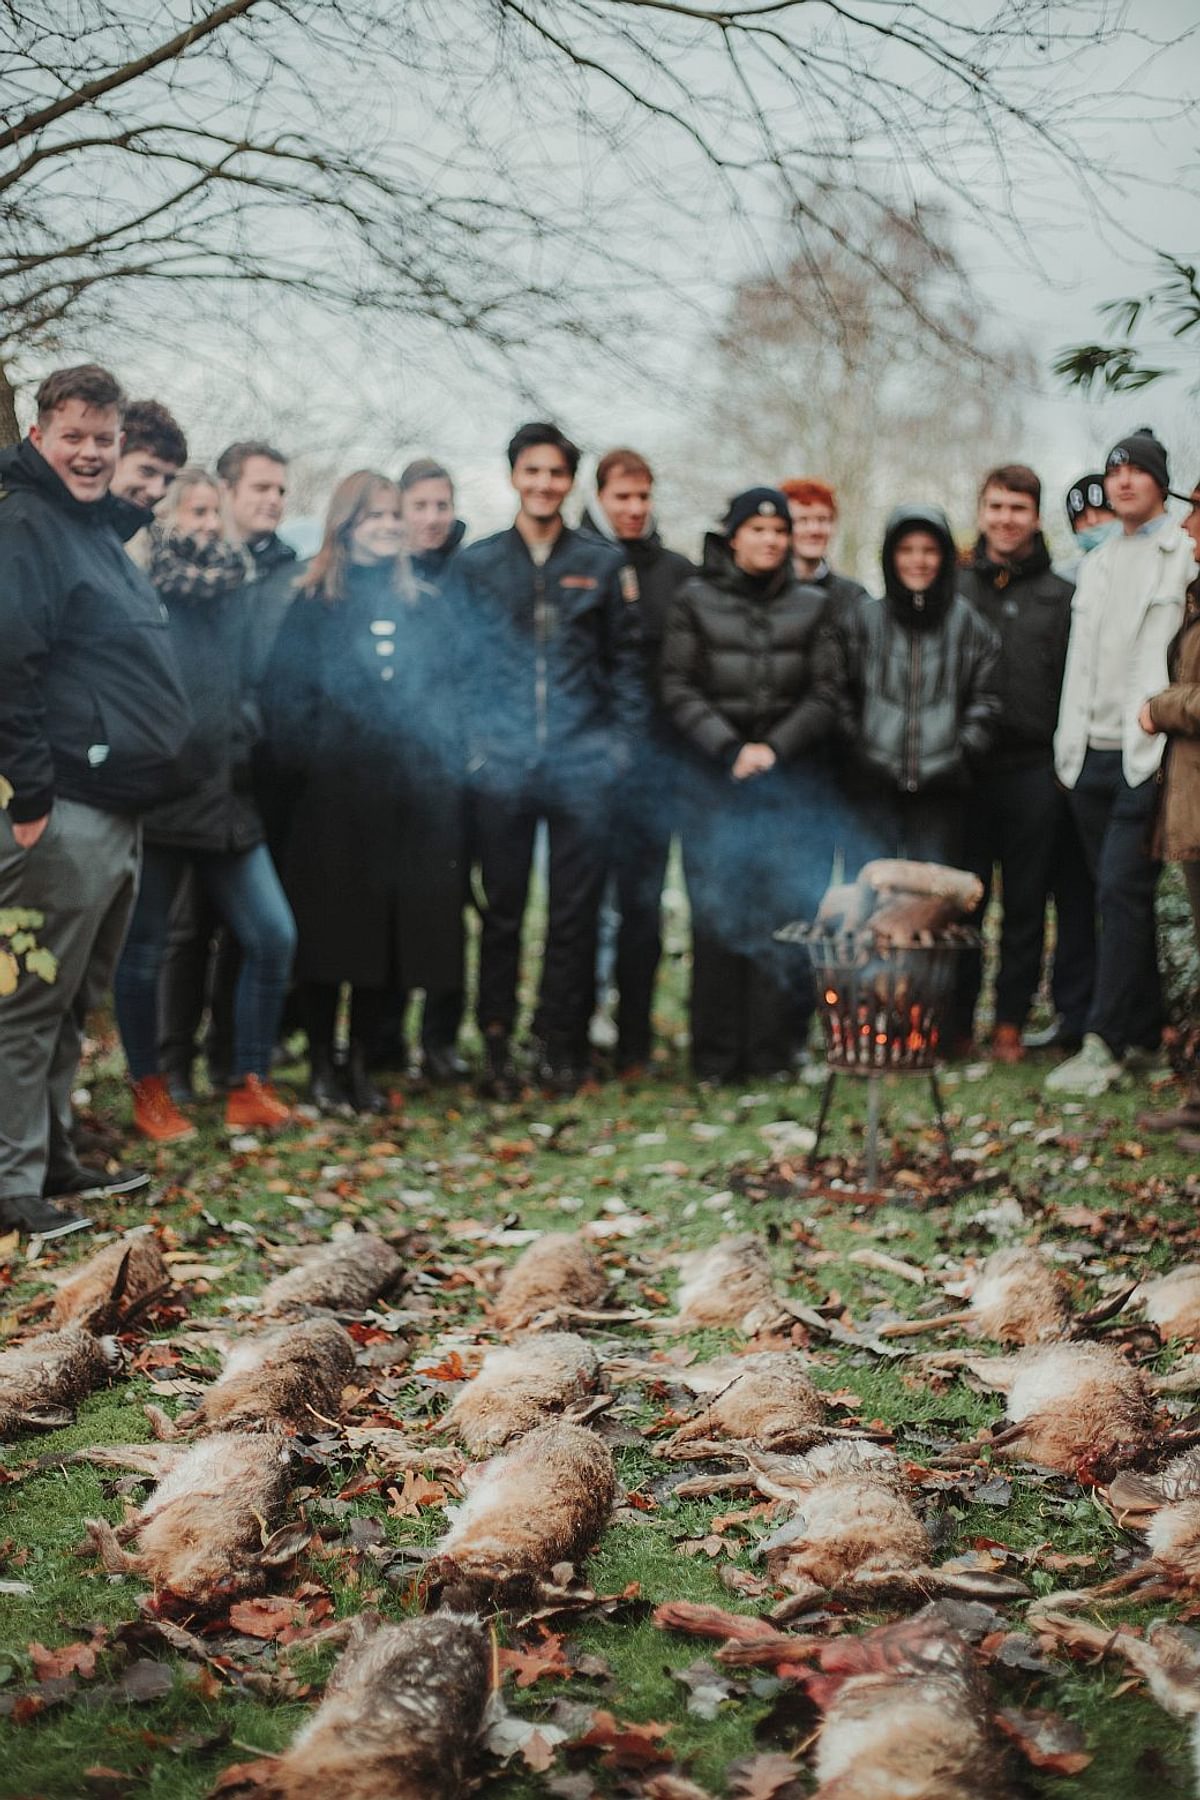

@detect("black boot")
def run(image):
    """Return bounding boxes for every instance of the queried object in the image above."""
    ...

[478,1031,519,1101]
[309,1044,346,1112]
[346,1042,387,1115]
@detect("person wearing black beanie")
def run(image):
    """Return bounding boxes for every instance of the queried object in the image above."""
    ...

[660,488,838,1081]
[1048,426,1193,1098]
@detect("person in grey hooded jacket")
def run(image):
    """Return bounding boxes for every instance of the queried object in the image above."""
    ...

[821,502,1001,869]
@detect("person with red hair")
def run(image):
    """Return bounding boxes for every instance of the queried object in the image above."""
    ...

[778,478,868,619]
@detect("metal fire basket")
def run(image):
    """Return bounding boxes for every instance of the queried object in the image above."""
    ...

[776,921,980,1191]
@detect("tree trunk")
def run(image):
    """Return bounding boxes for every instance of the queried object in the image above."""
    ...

[0,361,21,448]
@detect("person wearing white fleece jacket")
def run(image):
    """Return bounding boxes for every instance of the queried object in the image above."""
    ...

[1048,428,1193,1096]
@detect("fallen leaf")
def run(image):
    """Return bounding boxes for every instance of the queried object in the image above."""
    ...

[521,1728,560,1772]
[226,1597,307,1641]
[572,1708,673,1770]
[29,1632,104,1681]
[386,1470,448,1518]
[499,1628,573,1689]
[210,1759,281,1792]
[670,1657,737,1719]
[117,1659,175,1703]
[995,1706,1093,1774]
[727,1753,806,1799]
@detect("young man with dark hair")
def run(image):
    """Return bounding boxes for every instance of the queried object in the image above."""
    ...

[579,447,693,1072]
[0,364,194,1237]
[373,456,471,1083]
[954,463,1083,1059]
[113,401,188,510]
[454,421,645,1095]
[1047,427,1193,1096]
[157,440,296,1100]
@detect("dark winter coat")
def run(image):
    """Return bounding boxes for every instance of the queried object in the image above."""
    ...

[263,561,466,990]
[578,510,694,688]
[140,528,264,854]
[0,439,195,821]
[1150,580,1200,862]
[806,563,869,623]
[957,534,1073,767]
[823,504,1001,795]
[411,518,466,588]
[661,534,837,766]
[451,524,645,792]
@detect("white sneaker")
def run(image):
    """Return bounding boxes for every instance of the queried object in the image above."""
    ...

[1044,1032,1124,1097]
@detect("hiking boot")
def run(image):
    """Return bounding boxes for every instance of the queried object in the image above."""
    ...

[991,1023,1025,1065]
[539,1057,583,1098]
[1043,1032,1124,1097]
[0,1193,93,1241]
[478,1032,519,1100]
[423,1045,470,1084]
[45,1160,150,1200]
[346,1043,387,1115]
[225,1075,291,1131]
[308,1046,347,1113]
[131,1075,197,1144]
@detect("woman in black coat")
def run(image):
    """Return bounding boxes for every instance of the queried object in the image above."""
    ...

[661,487,838,1081]
[264,471,466,1112]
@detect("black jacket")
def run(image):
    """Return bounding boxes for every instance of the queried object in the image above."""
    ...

[957,534,1074,767]
[452,523,645,787]
[0,439,195,821]
[411,518,466,588]
[140,530,264,854]
[578,511,694,681]
[824,504,1001,794]
[661,534,837,765]
[263,562,465,989]
[808,563,869,622]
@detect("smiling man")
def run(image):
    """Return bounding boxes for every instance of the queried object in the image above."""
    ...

[954,463,1080,1060]
[0,364,194,1238]
[454,421,645,1095]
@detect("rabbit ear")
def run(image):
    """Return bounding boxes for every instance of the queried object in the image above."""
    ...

[1107,1470,1166,1524]
[1077,1283,1138,1328]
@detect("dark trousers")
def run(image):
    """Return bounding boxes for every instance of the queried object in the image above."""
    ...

[1048,804,1097,1038]
[848,787,965,872]
[1067,748,1162,1055]
[373,987,465,1066]
[474,779,609,1064]
[302,980,384,1055]
[611,801,673,1069]
[957,762,1059,1032]
[116,843,296,1082]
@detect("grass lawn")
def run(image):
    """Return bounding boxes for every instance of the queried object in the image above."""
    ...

[2,931,1199,1798]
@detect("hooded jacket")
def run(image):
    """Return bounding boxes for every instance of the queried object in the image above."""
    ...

[411,517,466,589]
[0,439,195,821]
[957,533,1074,766]
[824,503,1001,794]
[660,532,836,765]
[451,522,645,786]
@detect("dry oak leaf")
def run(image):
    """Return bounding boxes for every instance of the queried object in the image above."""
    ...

[995,1707,1093,1775]
[226,1597,308,1641]
[30,1630,105,1680]
[420,1350,469,1381]
[499,1627,573,1689]
[386,1470,448,1517]
[572,1708,673,1771]
[521,1728,560,1772]
[728,1755,806,1799]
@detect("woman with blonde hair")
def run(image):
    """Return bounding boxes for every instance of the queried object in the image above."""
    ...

[113,466,297,1141]
[264,471,466,1112]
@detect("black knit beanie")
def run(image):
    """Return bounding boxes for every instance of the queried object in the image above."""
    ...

[722,486,792,538]
[1106,427,1169,493]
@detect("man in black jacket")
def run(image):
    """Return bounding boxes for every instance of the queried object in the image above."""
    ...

[580,447,693,1072]
[157,440,297,1098]
[455,421,644,1095]
[954,464,1088,1058]
[0,364,194,1238]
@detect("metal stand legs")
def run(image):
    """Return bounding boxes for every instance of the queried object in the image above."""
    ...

[808,1067,955,1190]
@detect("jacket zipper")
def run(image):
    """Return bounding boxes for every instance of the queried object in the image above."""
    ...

[905,621,922,791]
[533,565,548,748]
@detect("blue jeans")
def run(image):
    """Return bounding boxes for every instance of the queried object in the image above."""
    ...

[115,843,296,1081]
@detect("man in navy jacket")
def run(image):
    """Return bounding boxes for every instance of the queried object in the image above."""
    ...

[454,422,644,1094]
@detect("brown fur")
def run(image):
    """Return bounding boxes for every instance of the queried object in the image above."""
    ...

[969,1247,1071,1346]
[670,1235,782,1335]
[49,1230,171,1333]
[491,1234,607,1332]
[1136,1265,1200,1343]
[85,1429,293,1613]
[0,1326,118,1434]
[216,1613,492,1799]
[809,1612,1007,1799]
[258,1235,403,1315]
[442,1332,600,1452]
[996,1341,1154,1474]
[180,1319,356,1434]
[426,1421,615,1609]
[663,1354,825,1454]
[764,1464,929,1592]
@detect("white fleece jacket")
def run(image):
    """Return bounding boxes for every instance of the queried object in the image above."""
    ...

[1054,511,1192,789]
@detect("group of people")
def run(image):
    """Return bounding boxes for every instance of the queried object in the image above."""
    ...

[1,361,1198,1243]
